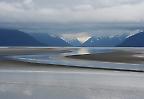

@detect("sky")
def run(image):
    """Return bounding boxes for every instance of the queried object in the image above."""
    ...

[0,0,144,41]
[0,0,144,23]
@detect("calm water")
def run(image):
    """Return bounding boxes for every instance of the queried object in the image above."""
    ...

[8,47,144,71]
[1,69,144,99]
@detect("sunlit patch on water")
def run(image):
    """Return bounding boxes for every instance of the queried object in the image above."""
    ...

[77,48,90,55]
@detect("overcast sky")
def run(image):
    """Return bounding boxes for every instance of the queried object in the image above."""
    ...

[0,0,144,23]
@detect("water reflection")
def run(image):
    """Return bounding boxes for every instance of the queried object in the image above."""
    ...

[0,84,33,98]
[0,71,144,99]
[0,83,144,99]
[0,84,88,99]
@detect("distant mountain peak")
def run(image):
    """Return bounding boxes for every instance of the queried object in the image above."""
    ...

[0,28,45,46]
[82,34,128,47]
[77,36,91,44]
[29,33,71,47]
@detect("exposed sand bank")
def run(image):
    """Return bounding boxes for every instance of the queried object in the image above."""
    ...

[67,50,144,64]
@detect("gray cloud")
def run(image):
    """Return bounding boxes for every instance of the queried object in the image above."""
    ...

[0,0,144,23]
[2,0,142,8]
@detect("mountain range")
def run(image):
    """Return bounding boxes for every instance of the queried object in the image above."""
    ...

[0,28,71,46]
[0,28,144,47]
[82,34,128,47]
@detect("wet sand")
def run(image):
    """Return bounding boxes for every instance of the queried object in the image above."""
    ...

[67,50,144,64]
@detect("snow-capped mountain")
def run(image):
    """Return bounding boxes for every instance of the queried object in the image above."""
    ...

[60,32,91,46]
[61,34,128,47]
[82,34,128,47]
[63,39,82,47]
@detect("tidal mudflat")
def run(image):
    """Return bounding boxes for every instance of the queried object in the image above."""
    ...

[0,47,144,99]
